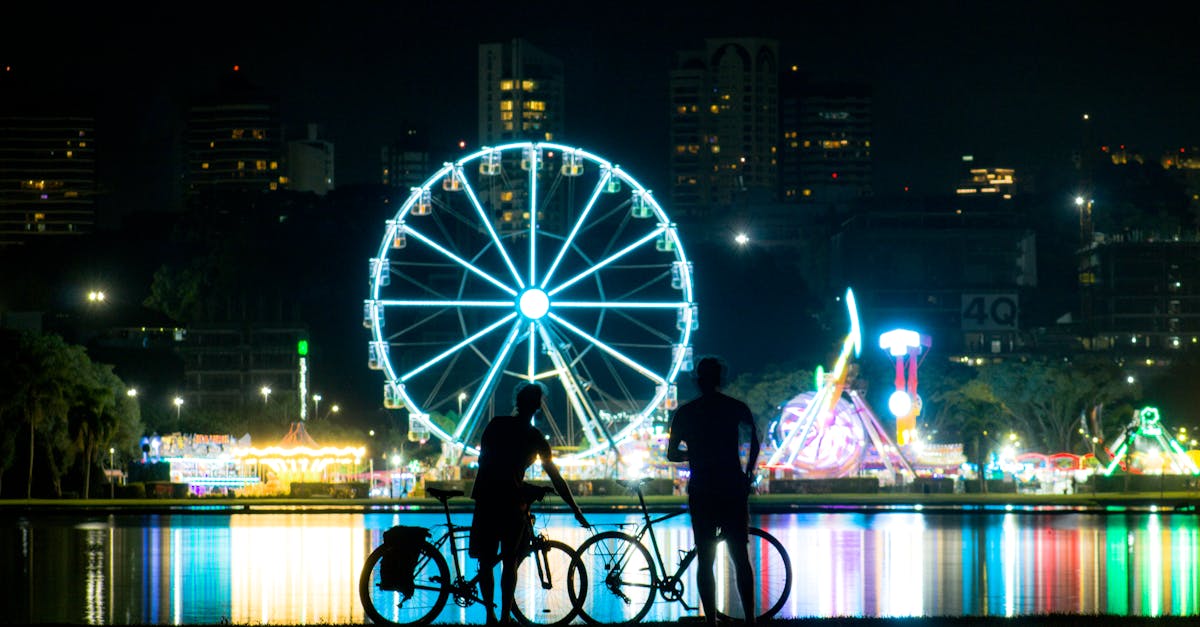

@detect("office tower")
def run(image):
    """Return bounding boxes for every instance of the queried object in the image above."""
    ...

[186,67,285,195]
[669,38,779,221]
[779,70,872,205]
[381,127,432,192]
[287,123,334,195]
[0,112,96,244]
[478,39,565,146]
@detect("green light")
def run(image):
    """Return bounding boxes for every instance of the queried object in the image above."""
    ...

[297,340,309,356]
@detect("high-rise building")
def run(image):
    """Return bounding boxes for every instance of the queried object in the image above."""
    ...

[478,39,565,146]
[381,128,432,192]
[287,123,334,196]
[668,38,779,221]
[779,71,872,205]
[0,112,96,244]
[186,68,285,195]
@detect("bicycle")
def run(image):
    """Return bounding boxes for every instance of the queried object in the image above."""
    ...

[567,477,791,625]
[360,483,587,627]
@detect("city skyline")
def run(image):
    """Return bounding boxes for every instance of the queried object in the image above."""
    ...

[5,1,1199,214]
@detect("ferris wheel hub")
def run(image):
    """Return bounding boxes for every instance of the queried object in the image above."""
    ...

[518,288,551,320]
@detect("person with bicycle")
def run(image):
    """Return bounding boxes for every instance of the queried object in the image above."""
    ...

[470,380,590,625]
[666,355,760,625]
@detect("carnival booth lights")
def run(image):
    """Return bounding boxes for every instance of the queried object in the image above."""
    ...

[233,422,366,495]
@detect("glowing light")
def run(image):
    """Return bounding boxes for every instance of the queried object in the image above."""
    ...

[888,391,912,417]
[518,288,550,319]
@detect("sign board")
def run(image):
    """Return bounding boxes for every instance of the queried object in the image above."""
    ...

[961,293,1018,330]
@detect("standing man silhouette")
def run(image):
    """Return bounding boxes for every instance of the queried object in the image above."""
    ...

[666,355,760,625]
[469,381,589,625]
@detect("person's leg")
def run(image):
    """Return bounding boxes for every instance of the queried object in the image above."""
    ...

[723,526,755,625]
[497,510,531,623]
[689,495,720,623]
[477,554,500,624]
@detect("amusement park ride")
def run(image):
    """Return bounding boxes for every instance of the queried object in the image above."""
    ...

[764,288,917,483]
[1100,406,1199,476]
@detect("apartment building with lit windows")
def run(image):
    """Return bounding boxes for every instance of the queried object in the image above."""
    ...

[478,39,565,146]
[779,71,872,205]
[668,38,779,221]
[186,69,285,195]
[0,112,96,244]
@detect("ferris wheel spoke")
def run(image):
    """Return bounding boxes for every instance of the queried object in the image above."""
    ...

[399,312,519,383]
[540,171,610,289]
[378,299,513,309]
[526,321,537,381]
[547,226,666,297]
[404,225,518,296]
[456,168,526,290]
[536,324,606,451]
[527,147,539,286]
[553,300,688,310]
[453,320,524,443]
[547,313,665,385]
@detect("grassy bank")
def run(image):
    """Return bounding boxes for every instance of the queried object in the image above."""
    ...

[2,490,1199,514]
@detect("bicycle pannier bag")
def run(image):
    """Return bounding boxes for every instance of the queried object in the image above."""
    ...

[380,525,430,595]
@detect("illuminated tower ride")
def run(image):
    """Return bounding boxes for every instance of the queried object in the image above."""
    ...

[766,288,914,482]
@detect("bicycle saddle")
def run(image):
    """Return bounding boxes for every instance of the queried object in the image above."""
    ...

[427,487,464,501]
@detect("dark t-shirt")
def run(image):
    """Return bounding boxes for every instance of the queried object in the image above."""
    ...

[668,391,754,495]
[470,415,551,505]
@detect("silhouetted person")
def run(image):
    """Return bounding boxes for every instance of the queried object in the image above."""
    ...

[469,381,589,625]
[666,356,760,625]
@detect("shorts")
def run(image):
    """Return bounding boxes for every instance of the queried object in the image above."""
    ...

[687,491,749,545]
[469,500,530,561]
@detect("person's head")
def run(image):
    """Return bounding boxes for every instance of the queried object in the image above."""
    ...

[693,355,726,393]
[512,380,547,416]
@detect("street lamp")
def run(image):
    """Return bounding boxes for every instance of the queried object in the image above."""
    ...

[173,396,184,420]
[126,388,138,398]
[109,447,116,498]
[734,232,749,246]
[313,394,322,419]
[458,391,467,416]
[87,290,106,303]
[261,386,272,404]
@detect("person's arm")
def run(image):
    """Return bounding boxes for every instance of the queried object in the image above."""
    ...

[537,438,589,528]
[666,410,687,462]
[742,404,760,486]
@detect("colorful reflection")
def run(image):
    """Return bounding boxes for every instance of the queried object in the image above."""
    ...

[1,508,1198,624]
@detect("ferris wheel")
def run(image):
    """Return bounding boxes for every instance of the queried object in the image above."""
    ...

[364,142,696,462]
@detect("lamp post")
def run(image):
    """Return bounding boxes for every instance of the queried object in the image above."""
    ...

[458,391,467,416]
[173,396,184,420]
[109,447,116,498]
[261,386,272,404]
[313,394,322,420]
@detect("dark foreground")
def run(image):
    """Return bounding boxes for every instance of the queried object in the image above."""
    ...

[27,618,1197,627]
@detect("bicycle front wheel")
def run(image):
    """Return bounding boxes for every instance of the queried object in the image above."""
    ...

[569,531,656,626]
[512,538,585,627]
[713,527,792,622]
[360,540,450,626]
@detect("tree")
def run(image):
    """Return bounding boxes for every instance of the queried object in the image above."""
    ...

[0,332,81,497]
[724,362,815,435]
[67,362,141,497]
[978,356,1139,454]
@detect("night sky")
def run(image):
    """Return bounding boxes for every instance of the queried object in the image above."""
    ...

[7,1,1200,210]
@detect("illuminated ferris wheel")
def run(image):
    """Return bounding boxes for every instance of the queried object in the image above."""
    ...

[364,142,696,462]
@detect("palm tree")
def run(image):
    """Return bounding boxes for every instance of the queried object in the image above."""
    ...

[0,332,78,497]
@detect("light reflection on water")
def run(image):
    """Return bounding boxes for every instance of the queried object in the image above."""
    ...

[1,508,1198,624]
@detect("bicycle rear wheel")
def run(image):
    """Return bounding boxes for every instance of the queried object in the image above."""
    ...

[569,531,656,625]
[360,540,450,626]
[512,538,585,627]
[713,527,792,621]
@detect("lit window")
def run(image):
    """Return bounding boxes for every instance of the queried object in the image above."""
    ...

[279,176,288,184]
[521,80,535,91]
[500,100,513,111]
[252,129,266,139]
[255,160,267,170]
[66,150,73,158]
[78,141,86,147]
[709,105,719,114]
[232,129,245,139]
[499,80,513,90]
[501,111,513,121]
[270,161,278,170]
[64,191,79,198]
[237,161,245,170]
[209,142,215,148]
[803,189,812,197]
[502,211,514,221]
[201,162,209,169]
[500,191,514,202]
[269,182,278,190]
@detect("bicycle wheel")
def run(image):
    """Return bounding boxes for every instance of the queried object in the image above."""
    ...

[360,540,450,626]
[713,527,792,622]
[512,538,586,627]
[569,531,656,625]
